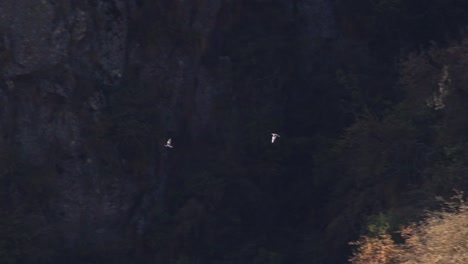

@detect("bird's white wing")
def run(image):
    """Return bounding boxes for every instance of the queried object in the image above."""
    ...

[167,138,172,145]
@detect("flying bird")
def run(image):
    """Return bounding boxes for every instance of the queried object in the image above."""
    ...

[271,133,280,143]
[164,138,173,148]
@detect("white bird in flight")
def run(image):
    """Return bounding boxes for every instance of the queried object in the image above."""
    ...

[164,138,173,148]
[271,133,280,143]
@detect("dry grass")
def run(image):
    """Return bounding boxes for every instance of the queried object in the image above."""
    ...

[350,191,468,263]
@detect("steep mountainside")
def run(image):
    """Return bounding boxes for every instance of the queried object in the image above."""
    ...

[1,0,468,263]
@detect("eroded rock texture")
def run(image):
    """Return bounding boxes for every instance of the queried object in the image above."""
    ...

[0,0,342,263]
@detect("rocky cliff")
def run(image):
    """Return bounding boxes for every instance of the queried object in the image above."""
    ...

[2,0,467,263]
[0,1,339,262]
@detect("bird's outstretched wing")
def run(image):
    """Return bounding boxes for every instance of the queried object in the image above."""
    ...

[165,138,173,148]
[271,133,280,143]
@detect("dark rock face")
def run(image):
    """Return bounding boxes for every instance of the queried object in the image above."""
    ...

[0,1,131,261]
[0,0,335,263]
[0,0,373,263]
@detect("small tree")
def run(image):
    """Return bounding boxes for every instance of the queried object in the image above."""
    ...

[349,234,403,264]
